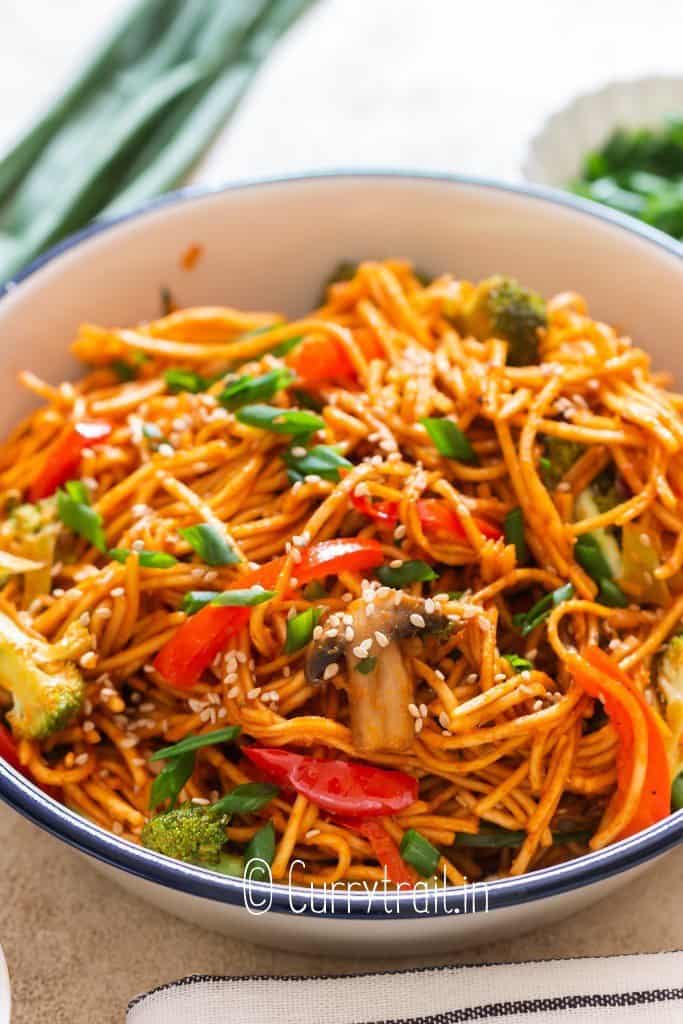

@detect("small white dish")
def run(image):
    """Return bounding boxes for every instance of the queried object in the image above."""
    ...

[0,943,10,1024]
[524,75,683,187]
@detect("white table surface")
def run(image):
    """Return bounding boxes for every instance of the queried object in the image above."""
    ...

[1,2,683,1022]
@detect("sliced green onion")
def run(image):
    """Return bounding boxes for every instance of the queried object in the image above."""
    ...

[180,523,239,566]
[376,560,437,588]
[270,334,303,357]
[65,479,91,505]
[57,486,106,551]
[236,404,324,436]
[150,726,241,763]
[355,656,377,674]
[504,507,527,564]
[504,653,533,672]
[109,547,177,568]
[291,388,324,412]
[244,819,276,882]
[575,533,613,583]
[213,853,245,877]
[420,417,477,463]
[149,751,195,810]
[219,368,293,411]
[672,770,683,812]
[164,368,211,394]
[512,582,574,636]
[285,607,322,653]
[283,444,352,483]
[598,578,629,608]
[400,828,440,877]
[182,586,276,615]
[212,782,279,817]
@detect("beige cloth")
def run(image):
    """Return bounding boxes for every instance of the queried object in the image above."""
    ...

[2,806,682,1024]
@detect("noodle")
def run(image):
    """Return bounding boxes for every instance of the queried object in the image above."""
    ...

[0,259,679,887]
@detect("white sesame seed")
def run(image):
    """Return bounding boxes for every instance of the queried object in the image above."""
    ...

[227,685,240,699]
[323,663,340,680]
[235,651,247,664]
[191,797,210,806]
[639,532,651,547]
[79,651,97,669]
[409,613,426,629]
[408,703,420,718]
[466,673,478,684]
[120,736,139,748]
[389,559,403,569]
[305,828,321,839]
[424,598,435,614]
[414,718,423,734]
[394,524,407,540]
[111,587,125,598]
[533,699,544,712]
[247,688,262,700]
[419,703,428,718]
[374,630,390,648]
[344,626,355,642]
[74,753,89,766]
[438,711,450,730]
[313,625,324,640]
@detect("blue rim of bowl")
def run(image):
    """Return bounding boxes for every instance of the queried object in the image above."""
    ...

[0,170,681,921]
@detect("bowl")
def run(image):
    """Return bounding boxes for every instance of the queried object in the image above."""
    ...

[0,172,682,955]
[524,75,683,187]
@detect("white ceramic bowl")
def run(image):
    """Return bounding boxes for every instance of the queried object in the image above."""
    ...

[0,173,682,955]
[524,75,683,187]
[0,944,10,1024]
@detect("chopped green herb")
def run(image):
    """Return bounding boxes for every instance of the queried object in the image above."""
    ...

[271,334,303,357]
[598,578,629,608]
[182,586,276,615]
[109,547,177,568]
[212,782,279,817]
[112,360,136,382]
[244,819,276,882]
[150,726,241,763]
[180,523,239,566]
[236,404,324,437]
[575,533,613,584]
[512,582,574,636]
[504,653,533,672]
[57,485,106,551]
[355,656,377,674]
[283,444,351,483]
[285,606,322,654]
[219,368,293,411]
[149,751,195,810]
[504,507,527,564]
[376,560,437,588]
[400,828,440,877]
[165,368,210,394]
[672,770,683,812]
[420,417,477,463]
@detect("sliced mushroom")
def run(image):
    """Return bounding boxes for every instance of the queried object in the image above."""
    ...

[305,589,458,754]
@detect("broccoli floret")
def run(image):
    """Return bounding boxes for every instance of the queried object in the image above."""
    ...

[1,499,58,603]
[543,437,584,483]
[0,610,89,739]
[461,275,547,365]
[141,802,231,867]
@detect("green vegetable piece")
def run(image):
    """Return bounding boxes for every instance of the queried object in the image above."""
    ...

[165,368,210,394]
[112,360,136,382]
[180,523,239,566]
[141,801,228,861]
[541,437,584,487]
[355,656,377,674]
[150,726,241,763]
[504,506,527,564]
[244,819,276,882]
[420,417,477,463]
[149,751,196,811]
[504,653,533,672]
[376,560,438,588]
[285,606,322,654]
[283,444,352,483]
[109,547,177,568]
[236,404,324,437]
[219,368,293,411]
[270,335,303,357]
[672,771,683,812]
[461,276,547,366]
[181,586,275,615]
[575,533,614,583]
[212,782,278,817]
[213,853,245,877]
[513,582,574,636]
[598,578,629,608]
[57,485,106,551]
[400,828,440,877]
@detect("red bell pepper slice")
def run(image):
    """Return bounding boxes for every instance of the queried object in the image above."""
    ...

[571,647,670,840]
[153,538,384,689]
[29,420,112,502]
[346,818,418,886]
[350,492,502,542]
[0,723,23,773]
[244,747,418,817]
[288,333,383,386]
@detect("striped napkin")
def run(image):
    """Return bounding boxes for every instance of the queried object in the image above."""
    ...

[128,951,683,1023]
